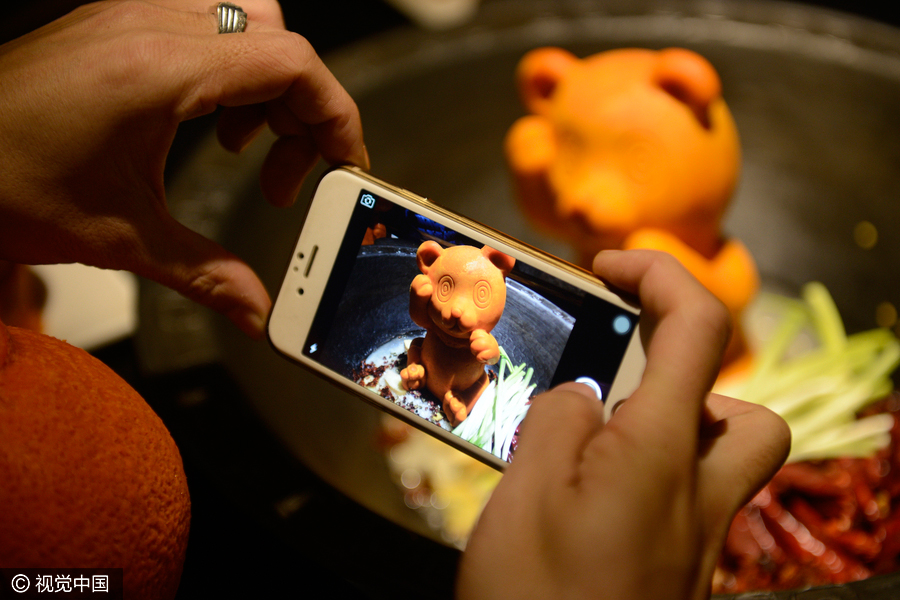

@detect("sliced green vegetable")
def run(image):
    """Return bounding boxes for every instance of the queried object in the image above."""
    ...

[716,283,899,463]
[453,347,536,461]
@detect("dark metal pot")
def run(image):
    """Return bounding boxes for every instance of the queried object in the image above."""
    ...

[137,1,900,597]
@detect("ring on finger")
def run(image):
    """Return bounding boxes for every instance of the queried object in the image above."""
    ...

[214,2,247,34]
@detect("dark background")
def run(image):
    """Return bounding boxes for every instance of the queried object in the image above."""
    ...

[2,1,898,598]
[2,1,897,46]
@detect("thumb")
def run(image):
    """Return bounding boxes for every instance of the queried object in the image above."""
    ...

[508,382,605,488]
[697,393,790,518]
[140,216,272,339]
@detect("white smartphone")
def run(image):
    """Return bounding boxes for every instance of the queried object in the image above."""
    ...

[268,167,645,470]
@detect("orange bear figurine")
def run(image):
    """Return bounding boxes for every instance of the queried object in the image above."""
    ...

[400,241,515,426]
[505,46,759,365]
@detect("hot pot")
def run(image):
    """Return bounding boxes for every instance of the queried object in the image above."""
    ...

[137,1,900,597]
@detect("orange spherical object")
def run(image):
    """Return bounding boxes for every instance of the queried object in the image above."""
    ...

[0,320,190,600]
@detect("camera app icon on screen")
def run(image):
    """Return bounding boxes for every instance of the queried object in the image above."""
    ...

[360,193,376,209]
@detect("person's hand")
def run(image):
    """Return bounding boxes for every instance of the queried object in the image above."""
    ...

[457,250,790,600]
[0,0,368,338]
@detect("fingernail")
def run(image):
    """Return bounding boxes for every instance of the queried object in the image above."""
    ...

[360,144,371,171]
[235,309,267,340]
[555,380,602,401]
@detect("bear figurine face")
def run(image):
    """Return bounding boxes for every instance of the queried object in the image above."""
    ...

[417,242,512,344]
[506,47,741,260]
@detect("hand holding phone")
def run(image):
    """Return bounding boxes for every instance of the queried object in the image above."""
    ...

[457,250,791,599]
[267,167,645,468]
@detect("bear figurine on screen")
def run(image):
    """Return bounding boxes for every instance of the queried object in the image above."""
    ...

[401,241,515,426]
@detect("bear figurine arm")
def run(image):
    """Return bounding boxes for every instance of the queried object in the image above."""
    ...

[623,227,759,317]
[408,273,434,330]
[400,337,426,391]
[470,328,500,366]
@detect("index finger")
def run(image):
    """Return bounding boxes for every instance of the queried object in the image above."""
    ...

[592,250,731,452]
[170,28,366,168]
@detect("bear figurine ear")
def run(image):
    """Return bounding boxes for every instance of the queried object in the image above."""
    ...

[516,47,578,115]
[481,246,516,277]
[653,47,722,129]
[416,240,444,274]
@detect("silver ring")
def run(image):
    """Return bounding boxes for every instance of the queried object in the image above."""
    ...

[216,2,247,34]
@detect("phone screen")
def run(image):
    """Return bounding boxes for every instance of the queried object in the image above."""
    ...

[300,188,638,463]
